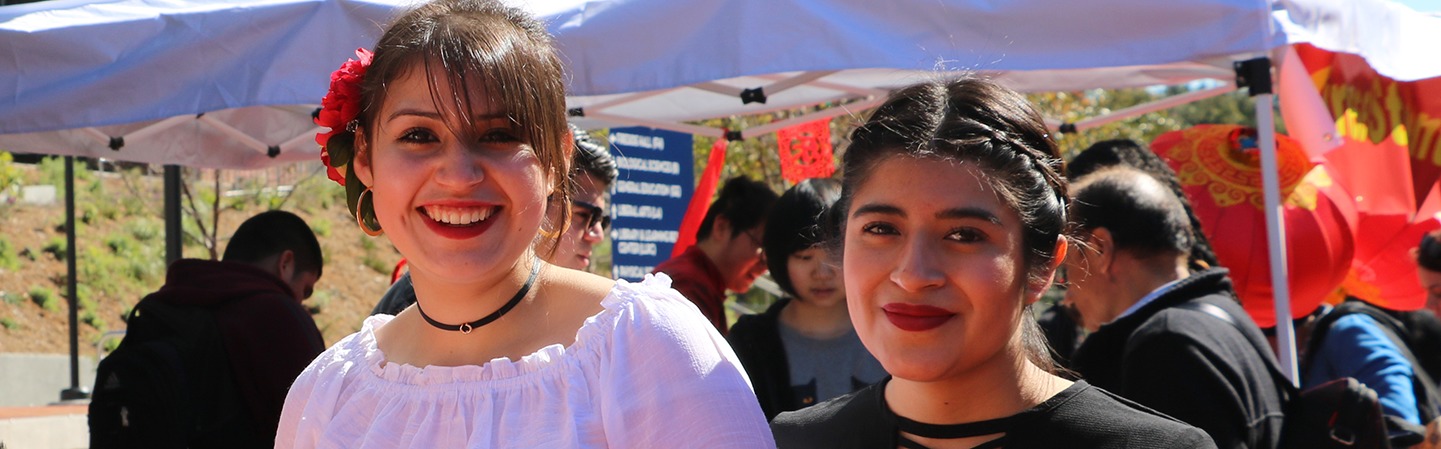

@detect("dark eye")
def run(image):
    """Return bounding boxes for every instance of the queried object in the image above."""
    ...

[478,128,520,143]
[399,128,438,143]
[791,253,813,262]
[860,222,898,236]
[946,227,986,243]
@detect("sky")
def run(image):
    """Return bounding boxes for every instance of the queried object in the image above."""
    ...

[1394,0,1441,12]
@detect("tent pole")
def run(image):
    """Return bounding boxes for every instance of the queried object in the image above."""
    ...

[59,156,88,401]
[1240,55,1301,386]
[1257,93,1298,385]
[165,165,182,264]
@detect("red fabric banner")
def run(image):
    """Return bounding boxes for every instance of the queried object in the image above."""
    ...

[1291,43,1441,310]
[1295,43,1441,210]
[671,138,728,257]
[776,118,835,184]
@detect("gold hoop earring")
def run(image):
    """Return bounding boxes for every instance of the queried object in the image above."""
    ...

[357,188,383,237]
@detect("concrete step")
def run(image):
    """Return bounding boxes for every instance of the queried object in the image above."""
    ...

[0,405,88,449]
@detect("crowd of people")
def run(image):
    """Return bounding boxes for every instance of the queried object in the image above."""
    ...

[85,0,1441,447]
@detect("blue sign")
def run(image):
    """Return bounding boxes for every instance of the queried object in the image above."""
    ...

[608,127,693,281]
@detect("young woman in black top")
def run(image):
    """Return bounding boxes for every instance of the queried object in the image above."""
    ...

[769,77,1215,449]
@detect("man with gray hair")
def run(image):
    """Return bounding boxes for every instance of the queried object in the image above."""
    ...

[1063,167,1286,449]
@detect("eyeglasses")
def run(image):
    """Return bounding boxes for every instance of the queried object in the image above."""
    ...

[572,199,611,232]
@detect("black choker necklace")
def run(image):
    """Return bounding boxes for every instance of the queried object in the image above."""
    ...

[414,256,542,334]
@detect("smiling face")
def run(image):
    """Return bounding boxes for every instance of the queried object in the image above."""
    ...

[844,156,1033,382]
[353,65,553,284]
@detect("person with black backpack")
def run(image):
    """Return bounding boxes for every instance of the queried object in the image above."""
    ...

[89,210,326,448]
[1301,297,1441,448]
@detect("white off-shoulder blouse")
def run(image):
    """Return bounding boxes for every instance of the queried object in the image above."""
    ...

[275,274,775,448]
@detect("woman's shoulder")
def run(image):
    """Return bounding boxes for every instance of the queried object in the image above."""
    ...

[771,382,891,449]
[298,315,389,378]
[594,273,711,329]
[1018,381,1215,448]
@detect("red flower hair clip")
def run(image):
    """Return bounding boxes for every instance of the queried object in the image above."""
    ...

[316,48,374,187]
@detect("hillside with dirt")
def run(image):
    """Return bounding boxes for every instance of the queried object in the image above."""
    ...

[0,157,397,357]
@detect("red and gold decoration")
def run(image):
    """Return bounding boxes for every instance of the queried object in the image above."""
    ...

[1154,125,1356,327]
[776,118,835,184]
[1290,43,1441,310]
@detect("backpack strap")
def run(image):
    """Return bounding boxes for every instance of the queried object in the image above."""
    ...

[1173,301,1300,398]
[1313,301,1441,424]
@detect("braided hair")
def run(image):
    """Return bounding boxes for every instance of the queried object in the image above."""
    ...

[833,77,1072,373]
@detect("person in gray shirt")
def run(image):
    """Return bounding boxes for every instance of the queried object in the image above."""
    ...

[728,178,885,420]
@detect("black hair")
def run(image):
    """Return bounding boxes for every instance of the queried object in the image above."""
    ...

[763,178,842,298]
[835,76,1071,374]
[1070,167,1195,260]
[569,123,618,185]
[1419,232,1441,272]
[222,210,323,278]
[1068,139,1221,270]
[696,177,779,240]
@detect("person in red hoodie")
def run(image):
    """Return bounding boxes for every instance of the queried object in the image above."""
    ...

[126,210,324,446]
[652,177,778,335]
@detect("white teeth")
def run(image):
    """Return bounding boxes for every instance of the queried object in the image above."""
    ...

[424,206,494,225]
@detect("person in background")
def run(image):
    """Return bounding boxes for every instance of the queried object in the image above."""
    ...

[90,210,325,448]
[1298,295,1441,447]
[1063,166,1285,449]
[652,176,778,335]
[727,178,887,420]
[1041,139,1232,366]
[278,0,772,446]
[370,123,619,316]
[771,77,1213,448]
[1410,231,1441,384]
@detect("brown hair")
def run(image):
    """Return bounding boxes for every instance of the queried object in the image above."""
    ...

[836,76,1072,373]
[356,0,571,246]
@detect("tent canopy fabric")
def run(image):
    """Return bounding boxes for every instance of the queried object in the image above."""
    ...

[0,0,1438,168]
[0,0,1314,168]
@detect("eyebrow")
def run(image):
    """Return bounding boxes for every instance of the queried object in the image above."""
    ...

[937,207,1003,225]
[851,203,1002,225]
[385,109,510,124]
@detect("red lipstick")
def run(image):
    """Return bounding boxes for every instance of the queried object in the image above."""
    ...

[881,303,955,332]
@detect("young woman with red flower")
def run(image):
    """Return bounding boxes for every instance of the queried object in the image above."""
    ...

[275,1,771,447]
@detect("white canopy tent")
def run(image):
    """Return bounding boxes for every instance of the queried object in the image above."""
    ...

[3,0,1440,397]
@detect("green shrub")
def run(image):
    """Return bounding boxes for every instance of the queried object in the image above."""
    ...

[310,218,332,238]
[360,235,378,252]
[0,317,17,331]
[362,254,391,276]
[79,295,98,313]
[81,309,106,330]
[0,237,19,271]
[125,218,162,242]
[2,291,22,305]
[36,156,93,187]
[0,151,21,195]
[42,237,66,260]
[29,286,60,313]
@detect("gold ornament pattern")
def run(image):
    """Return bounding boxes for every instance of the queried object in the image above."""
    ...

[1169,126,1313,210]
